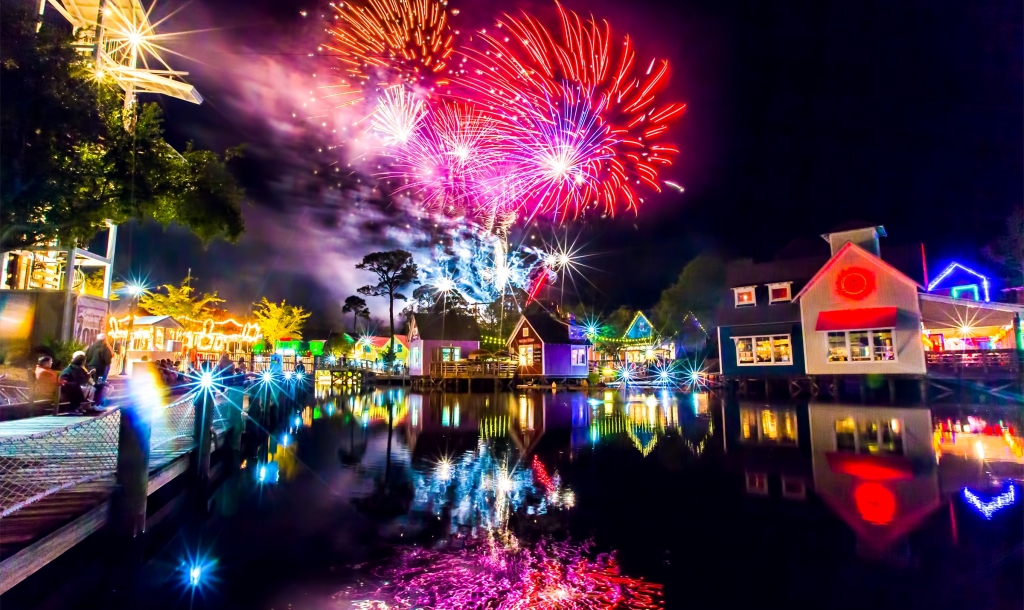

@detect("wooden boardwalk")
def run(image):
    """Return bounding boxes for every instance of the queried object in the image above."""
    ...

[0,396,235,593]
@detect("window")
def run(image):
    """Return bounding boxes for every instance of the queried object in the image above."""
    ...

[734,335,792,365]
[411,347,420,366]
[733,286,756,307]
[740,408,759,440]
[782,477,806,500]
[518,345,533,367]
[768,282,792,303]
[736,338,755,365]
[395,343,403,353]
[827,329,896,363]
[835,417,904,455]
[571,346,587,366]
[522,326,530,337]
[441,347,461,362]
[950,284,980,301]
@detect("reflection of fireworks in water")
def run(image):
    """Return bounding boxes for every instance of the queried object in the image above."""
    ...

[335,537,663,609]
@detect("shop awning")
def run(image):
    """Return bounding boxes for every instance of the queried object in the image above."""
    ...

[815,307,897,331]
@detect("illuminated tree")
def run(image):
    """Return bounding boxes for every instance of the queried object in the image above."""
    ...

[342,295,371,333]
[0,3,245,250]
[252,298,311,344]
[83,270,124,300]
[138,279,224,332]
[357,251,419,365]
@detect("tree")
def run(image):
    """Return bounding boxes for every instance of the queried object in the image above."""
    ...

[1,3,245,250]
[83,269,124,300]
[341,295,371,333]
[356,251,419,365]
[653,254,727,335]
[252,298,311,345]
[138,279,225,332]
[984,205,1024,288]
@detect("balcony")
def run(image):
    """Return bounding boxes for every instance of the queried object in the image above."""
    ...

[925,349,1022,379]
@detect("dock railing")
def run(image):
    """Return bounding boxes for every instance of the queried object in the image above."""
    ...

[925,349,1022,378]
[0,393,230,518]
[429,361,517,379]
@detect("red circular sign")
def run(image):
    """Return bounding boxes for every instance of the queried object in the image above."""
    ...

[835,266,876,300]
[854,481,896,525]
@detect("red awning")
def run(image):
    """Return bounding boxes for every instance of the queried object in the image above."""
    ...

[815,307,898,331]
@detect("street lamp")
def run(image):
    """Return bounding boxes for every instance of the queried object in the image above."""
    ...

[119,283,146,375]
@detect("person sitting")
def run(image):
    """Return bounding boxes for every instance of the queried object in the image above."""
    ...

[59,352,95,414]
[35,355,60,405]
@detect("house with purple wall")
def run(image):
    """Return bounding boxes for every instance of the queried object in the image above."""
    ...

[408,312,481,377]
[507,313,590,380]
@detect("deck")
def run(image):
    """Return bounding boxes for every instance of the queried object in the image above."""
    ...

[925,349,1022,379]
[427,361,517,379]
[0,394,235,594]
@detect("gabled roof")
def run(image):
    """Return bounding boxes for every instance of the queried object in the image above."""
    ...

[793,242,923,301]
[622,311,655,340]
[131,315,183,329]
[366,335,409,349]
[509,314,590,346]
[411,312,480,341]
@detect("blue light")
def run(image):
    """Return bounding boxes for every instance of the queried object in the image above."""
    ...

[587,398,603,406]
[296,371,305,380]
[261,371,273,382]
[327,355,337,365]
[285,371,294,380]
[189,565,202,587]
[281,434,290,447]
[294,415,302,427]
[963,485,1016,519]
[258,465,266,482]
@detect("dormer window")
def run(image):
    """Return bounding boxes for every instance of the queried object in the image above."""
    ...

[733,286,756,307]
[768,282,793,304]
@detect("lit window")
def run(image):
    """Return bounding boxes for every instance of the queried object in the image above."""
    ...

[733,286,756,307]
[518,345,533,367]
[741,408,797,444]
[950,284,980,301]
[441,347,461,362]
[827,329,897,363]
[571,346,587,366]
[522,326,529,338]
[835,418,904,455]
[740,408,759,440]
[734,335,793,366]
[768,282,792,303]
[411,347,420,366]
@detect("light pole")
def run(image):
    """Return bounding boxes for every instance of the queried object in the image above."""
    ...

[119,284,145,375]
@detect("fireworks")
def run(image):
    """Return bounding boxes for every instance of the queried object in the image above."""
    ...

[371,86,428,146]
[324,0,456,89]
[459,3,687,220]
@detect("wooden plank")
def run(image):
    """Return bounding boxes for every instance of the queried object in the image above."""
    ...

[147,455,190,496]
[0,501,109,595]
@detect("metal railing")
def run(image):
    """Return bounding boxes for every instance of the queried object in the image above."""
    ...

[0,393,230,518]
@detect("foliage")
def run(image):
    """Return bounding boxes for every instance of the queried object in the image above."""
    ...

[42,337,86,368]
[342,295,371,333]
[325,333,355,356]
[0,3,245,250]
[138,279,224,332]
[252,298,311,343]
[357,251,419,364]
[411,284,472,315]
[983,205,1024,287]
[604,306,636,337]
[83,269,124,300]
[476,286,528,343]
[652,254,727,335]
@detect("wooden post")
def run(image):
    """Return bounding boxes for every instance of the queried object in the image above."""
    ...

[110,403,151,609]
[888,378,897,403]
[193,391,214,483]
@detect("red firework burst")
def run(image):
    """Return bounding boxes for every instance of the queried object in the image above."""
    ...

[459,2,686,219]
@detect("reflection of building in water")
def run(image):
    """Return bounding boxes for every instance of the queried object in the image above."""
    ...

[570,390,710,458]
[722,402,812,499]
[809,404,942,553]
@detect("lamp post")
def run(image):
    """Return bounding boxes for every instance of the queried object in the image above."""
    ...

[119,283,145,375]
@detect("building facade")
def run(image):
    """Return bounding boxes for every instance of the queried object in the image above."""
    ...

[408,312,481,377]
[507,313,590,379]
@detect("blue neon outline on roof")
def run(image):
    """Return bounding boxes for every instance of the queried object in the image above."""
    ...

[927,262,990,302]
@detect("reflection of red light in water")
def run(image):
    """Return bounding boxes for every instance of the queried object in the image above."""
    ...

[854,482,896,525]
[532,455,553,490]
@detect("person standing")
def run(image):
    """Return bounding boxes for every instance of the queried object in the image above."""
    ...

[85,333,113,407]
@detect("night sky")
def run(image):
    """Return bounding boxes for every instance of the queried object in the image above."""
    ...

[109,0,1022,328]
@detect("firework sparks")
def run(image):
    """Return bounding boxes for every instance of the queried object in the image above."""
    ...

[458,2,686,221]
[371,86,428,146]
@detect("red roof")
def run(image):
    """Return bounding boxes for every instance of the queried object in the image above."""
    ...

[793,242,923,301]
[367,335,409,349]
[815,307,898,331]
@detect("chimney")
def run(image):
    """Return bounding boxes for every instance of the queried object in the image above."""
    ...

[821,225,886,257]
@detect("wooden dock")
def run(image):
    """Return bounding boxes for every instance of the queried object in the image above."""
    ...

[0,393,238,595]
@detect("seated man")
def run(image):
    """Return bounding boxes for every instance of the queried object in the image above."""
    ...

[34,355,59,404]
[59,352,95,414]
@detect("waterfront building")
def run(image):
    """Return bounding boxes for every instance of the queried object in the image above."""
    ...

[507,313,591,380]
[408,312,481,377]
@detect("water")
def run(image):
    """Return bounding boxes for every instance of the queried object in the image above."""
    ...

[139,388,1022,609]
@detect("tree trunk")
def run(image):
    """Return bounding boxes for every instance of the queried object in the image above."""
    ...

[388,289,396,366]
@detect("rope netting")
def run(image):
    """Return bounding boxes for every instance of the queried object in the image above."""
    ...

[0,393,232,518]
